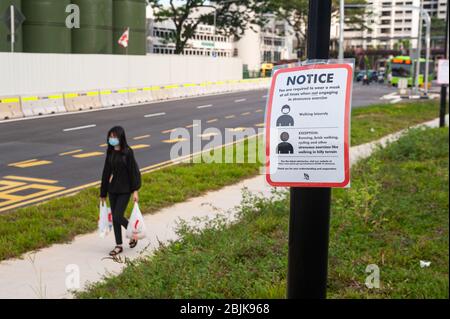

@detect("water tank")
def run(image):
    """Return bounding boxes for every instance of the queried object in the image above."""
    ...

[22,0,71,53]
[0,0,23,52]
[113,0,146,55]
[72,0,113,54]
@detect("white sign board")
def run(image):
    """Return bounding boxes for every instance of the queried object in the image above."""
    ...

[265,64,352,188]
[437,59,449,85]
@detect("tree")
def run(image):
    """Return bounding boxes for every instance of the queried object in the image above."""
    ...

[265,0,368,59]
[147,0,271,54]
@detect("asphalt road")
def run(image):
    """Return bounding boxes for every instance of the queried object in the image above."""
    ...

[0,83,395,212]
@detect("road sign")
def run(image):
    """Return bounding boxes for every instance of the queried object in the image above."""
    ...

[265,63,353,188]
[437,59,449,85]
[2,5,25,32]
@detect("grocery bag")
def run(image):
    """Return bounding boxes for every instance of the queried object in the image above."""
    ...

[126,202,147,240]
[98,202,112,238]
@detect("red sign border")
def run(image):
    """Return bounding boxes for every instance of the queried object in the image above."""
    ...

[265,63,353,188]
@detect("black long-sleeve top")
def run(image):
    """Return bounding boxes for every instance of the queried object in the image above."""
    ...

[100,147,141,197]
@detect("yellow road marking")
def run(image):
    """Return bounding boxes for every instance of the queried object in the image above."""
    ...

[59,149,83,156]
[130,144,150,150]
[255,109,264,113]
[228,127,248,132]
[162,138,188,144]
[3,176,58,184]
[0,180,26,191]
[255,123,265,127]
[0,184,65,208]
[133,135,151,140]
[0,133,264,213]
[162,129,176,134]
[99,143,108,147]
[241,112,251,116]
[8,159,52,168]
[207,118,218,124]
[186,124,199,129]
[73,152,104,158]
[198,133,219,139]
[225,115,236,119]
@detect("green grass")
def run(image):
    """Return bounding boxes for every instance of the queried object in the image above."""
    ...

[77,126,449,299]
[0,100,444,262]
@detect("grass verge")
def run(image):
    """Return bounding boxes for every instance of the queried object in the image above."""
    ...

[0,100,444,262]
[77,126,449,299]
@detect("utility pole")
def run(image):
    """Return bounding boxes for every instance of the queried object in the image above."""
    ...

[440,0,449,127]
[339,0,344,60]
[414,0,424,95]
[10,5,15,53]
[287,0,332,299]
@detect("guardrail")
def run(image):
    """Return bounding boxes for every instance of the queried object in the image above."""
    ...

[0,78,270,121]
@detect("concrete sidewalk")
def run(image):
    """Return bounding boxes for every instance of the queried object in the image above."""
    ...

[0,116,447,299]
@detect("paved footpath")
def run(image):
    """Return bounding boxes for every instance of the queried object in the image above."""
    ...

[0,116,447,299]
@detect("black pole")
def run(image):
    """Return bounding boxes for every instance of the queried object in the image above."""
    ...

[439,0,449,128]
[287,0,332,299]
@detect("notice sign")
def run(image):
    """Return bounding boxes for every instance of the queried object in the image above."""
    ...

[437,59,449,85]
[265,64,353,188]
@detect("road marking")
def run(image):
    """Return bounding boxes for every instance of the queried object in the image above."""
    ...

[145,112,166,118]
[254,109,264,113]
[186,124,199,128]
[162,129,177,134]
[59,149,83,156]
[207,118,218,124]
[133,135,151,140]
[262,95,268,98]
[255,123,265,127]
[130,144,151,150]
[196,104,213,109]
[390,98,403,104]
[225,115,236,119]
[0,180,26,191]
[99,143,108,147]
[0,182,65,208]
[8,159,52,168]
[235,98,247,103]
[198,133,219,139]
[73,152,104,158]
[3,176,58,184]
[228,127,248,132]
[0,133,264,213]
[162,138,188,144]
[241,112,251,116]
[63,124,96,132]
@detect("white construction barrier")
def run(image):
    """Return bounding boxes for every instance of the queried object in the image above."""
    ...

[21,94,66,117]
[100,89,130,107]
[64,91,102,112]
[0,96,23,120]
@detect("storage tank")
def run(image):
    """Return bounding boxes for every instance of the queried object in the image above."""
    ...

[0,0,23,52]
[113,0,146,55]
[72,0,113,54]
[22,0,71,53]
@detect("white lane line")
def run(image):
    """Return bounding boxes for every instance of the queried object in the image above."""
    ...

[235,98,247,103]
[144,112,166,118]
[196,104,213,109]
[63,124,96,132]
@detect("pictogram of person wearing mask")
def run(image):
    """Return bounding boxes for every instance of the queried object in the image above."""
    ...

[277,132,294,154]
[276,105,294,127]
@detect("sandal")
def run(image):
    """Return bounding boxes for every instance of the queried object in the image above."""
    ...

[129,239,138,249]
[109,246,123,256]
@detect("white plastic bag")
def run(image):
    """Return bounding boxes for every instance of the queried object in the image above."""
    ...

[98,202,112,238]
[126,202,147,240]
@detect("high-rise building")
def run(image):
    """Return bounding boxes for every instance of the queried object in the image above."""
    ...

[330,0,447,51]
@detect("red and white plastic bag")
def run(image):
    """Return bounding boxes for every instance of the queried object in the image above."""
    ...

[98,202,113,238]
[126,202,147,240]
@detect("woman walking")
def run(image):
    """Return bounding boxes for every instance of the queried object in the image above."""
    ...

[100,126,141,256]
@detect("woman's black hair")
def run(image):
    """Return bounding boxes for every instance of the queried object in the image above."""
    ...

[106,126,130,154]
